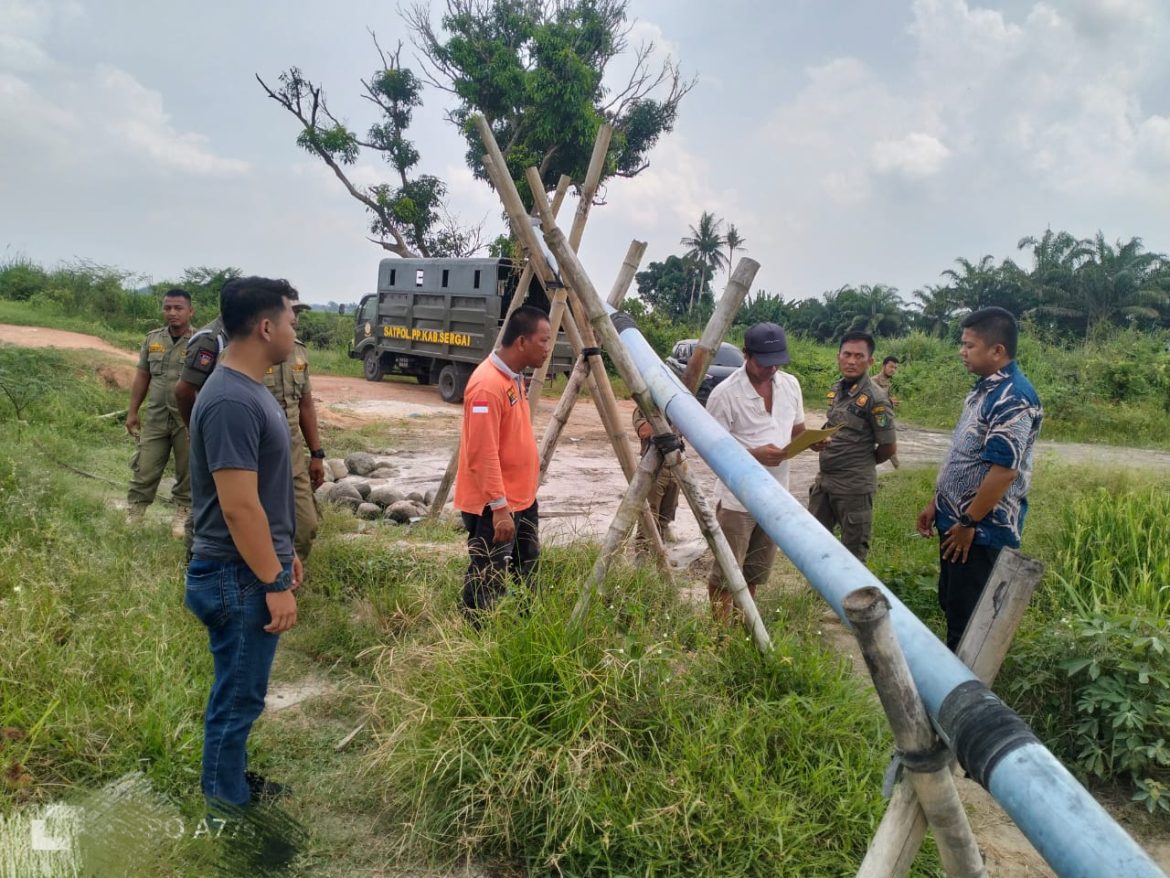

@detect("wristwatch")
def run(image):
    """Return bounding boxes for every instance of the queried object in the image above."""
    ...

[262,569,293,593]
[309,448,326,459]
[957,512,978,528]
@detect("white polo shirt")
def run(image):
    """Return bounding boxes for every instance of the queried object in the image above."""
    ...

[705,366,804,512]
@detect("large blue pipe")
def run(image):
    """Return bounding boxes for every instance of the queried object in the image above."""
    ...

[613,314,1165,878]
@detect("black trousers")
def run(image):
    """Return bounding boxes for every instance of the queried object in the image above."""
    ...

[461,500,539,617]
[937,543,1003,651]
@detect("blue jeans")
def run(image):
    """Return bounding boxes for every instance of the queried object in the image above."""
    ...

[185,557,287,807]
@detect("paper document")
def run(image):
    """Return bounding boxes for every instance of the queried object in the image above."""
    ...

[781,424,842,458]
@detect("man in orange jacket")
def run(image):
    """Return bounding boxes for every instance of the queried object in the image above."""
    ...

[454,305,552,620]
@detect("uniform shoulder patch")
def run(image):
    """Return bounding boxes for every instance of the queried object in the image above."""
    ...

[826,390,837,400]
[194,349,215,372]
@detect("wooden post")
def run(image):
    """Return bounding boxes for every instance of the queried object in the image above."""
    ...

[630,258,757,547]
[844,587,986,878]
[427,171,571,519]
[681,260,758,393]
[473,116,670,571]
[528,133,608,411]
[856,549,1044,877]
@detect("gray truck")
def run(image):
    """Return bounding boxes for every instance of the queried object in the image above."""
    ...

[350,257,575,403]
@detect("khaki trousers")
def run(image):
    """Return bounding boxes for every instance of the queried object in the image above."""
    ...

[128,410,189,507]
[291,441,319,560]
[808,478,873,562]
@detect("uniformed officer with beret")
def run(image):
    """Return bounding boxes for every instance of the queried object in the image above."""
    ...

[126,288,194,536]
[175,296,325,561]
[809,330,897,562]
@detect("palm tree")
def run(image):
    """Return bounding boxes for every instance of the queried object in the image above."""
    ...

[724,224,746,283]
[941,255,1033,315]
[1071,234,1168,335]
[911,284,960,337]
[838,284,906,337]
[680,211,726,312]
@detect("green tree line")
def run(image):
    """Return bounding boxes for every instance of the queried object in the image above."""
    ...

[635,221,1170,345]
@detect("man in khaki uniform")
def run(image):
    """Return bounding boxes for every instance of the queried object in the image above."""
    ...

[263,322,325,559]
[175,301,325,560]
[810,331,897,562]
[126,288,194,535]
[872,356,901,468]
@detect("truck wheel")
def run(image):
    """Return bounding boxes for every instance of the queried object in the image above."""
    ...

[363,349,384,382]
[438,364,470,404]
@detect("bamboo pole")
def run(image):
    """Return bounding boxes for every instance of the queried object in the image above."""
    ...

[845,587,987,878]
[427,171,571,519]
[857,549,1044,877]
[632,258,757,546]
[681,260,758,393]
[528,173,578,412]
[473,116,669,570]
[529,125,611,409]
[538,240,644,477]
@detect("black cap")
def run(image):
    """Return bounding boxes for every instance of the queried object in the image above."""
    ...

[744,322,790,366]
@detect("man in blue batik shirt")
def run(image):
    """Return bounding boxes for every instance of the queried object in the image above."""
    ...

[916,307,1043,650]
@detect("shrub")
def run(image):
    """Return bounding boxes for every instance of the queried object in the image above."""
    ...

[1003,614,1170,814]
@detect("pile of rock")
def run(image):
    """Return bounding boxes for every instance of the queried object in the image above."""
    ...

[314,452,434,524]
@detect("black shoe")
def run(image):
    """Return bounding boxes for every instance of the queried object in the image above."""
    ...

[245,771,290,802]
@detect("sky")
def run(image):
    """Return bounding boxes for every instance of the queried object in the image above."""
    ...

[3,0,1170,308]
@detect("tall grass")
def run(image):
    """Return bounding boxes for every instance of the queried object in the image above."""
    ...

[368,551,897,876]
[1052,488,1170,617]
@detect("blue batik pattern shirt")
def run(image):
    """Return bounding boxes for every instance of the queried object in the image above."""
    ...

[934,360,1043,549]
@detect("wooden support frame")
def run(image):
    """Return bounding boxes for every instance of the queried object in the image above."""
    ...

[856,548,1044,877]
[845,587,987,878]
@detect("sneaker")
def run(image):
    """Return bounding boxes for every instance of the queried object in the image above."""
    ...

[245,771,290,802]
[171,505,190,539]
[126,504,147,526]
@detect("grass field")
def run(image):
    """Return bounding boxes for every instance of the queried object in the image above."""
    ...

[1,346,1167,876]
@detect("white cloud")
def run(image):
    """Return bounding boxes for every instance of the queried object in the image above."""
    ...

[0,8,249,179]
[872,132,951,179]
[97,66,249,176]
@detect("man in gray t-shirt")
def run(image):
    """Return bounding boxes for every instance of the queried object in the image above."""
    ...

[190,366,295,562]
[184,276,303,812]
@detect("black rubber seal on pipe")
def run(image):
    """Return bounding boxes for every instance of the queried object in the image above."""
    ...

[610,311,637,334]
[938,679,1040,789]
[580,346,603,358]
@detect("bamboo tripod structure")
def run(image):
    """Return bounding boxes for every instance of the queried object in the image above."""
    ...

[856,548,1044,877]
[461,116,670,571]
[517,184,775,651]
[561,256,771,644]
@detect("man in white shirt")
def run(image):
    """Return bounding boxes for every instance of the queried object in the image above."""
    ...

[705,322,806,619]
